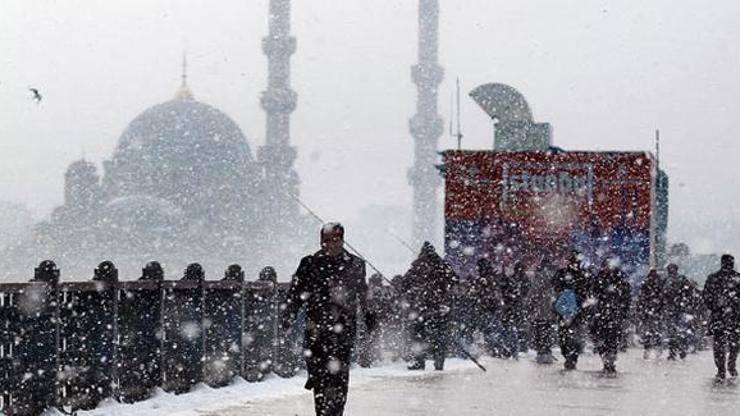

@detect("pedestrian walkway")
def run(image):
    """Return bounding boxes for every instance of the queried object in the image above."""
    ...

[205,350,740,416]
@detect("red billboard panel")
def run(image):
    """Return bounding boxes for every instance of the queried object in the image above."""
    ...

[443,150,656,278]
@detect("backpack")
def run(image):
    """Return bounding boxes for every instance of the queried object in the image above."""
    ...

[555,289,579,319]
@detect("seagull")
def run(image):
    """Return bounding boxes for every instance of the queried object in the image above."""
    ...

[29,87,42,103]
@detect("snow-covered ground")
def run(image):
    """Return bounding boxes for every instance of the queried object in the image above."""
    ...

[65,349,739,416]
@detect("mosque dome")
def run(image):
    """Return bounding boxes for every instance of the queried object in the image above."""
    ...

[102,88,259,220]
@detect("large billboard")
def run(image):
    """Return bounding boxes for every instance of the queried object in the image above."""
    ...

[443,150,656,279]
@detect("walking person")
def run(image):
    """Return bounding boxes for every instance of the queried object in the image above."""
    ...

[529,257,557,364]
[591,258,632,375]
[552,252,590,371]
[281,223,376,416]
[703,254,740,382]
[636,269,665,359]
[476,258,504,357]
[400,242,457,371]
[663,264,695,360]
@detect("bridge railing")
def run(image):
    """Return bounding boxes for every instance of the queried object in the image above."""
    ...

[0,261,303,416]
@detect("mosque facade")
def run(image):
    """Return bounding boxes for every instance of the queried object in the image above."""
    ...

[18,77,309,278]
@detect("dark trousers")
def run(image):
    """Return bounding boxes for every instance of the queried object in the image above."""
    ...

[312,372,349,416]
[531,319,554,356]
[304,327,355,416]
[641,319,663,351]
[594,322,623,370]
[558,319,583,366]
[712,328,739,376]
[409,315,448,367]
[667,320,689,359]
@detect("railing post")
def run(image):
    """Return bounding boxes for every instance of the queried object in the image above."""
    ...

[161,263,205,394]
[12,260,60,415]
[116,261,164,403]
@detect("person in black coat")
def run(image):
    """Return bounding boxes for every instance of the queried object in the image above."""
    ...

[551,252,590,371]
[499,262,530,359]
[636,269,665,358]
[663,264,695,360]
[703,254,740,381]
[281,223,375,416]
[476,258,504,357]
[591,259,632,374]
[400,241,457,371]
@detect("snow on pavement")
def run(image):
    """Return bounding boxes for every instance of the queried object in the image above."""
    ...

[65,350,740,416]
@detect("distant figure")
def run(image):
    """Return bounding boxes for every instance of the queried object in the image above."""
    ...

[636,269,665,359]
[663,264,694,360]
[498,261,530,359]
[281,223,374,416]
[29,87,42,103]
[473,259,500,357]
[358,273,386,367]
[703,254,740,382]
[529,258,557,364]
[591,258,632,375]
[400,241,457,371]
[552,252,589,371]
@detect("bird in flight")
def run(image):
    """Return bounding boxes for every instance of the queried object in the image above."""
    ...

[29,87,42,103]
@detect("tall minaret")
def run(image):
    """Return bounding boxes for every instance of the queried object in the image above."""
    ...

[259,0,300,229]
[409,0,444,246]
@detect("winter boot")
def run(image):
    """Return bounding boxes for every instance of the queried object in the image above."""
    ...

[715,371,727,383]
[434,358,445,371]
[564,358,577,371]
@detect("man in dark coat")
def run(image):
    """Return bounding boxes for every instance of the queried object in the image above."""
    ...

[663,264,695,360]
[636,269,665,358]
[400,241,457,371]
[703,254,740,381]
[551,252,590,371]
[591,259,632,374]
[476,258,504,357]
[281,223,374,416]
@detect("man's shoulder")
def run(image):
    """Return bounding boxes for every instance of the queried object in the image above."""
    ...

[705,271,722,282]
[344,251,366,272]
[296,252,321,270]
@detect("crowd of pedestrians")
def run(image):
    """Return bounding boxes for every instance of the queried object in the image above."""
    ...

[280,223,740,415]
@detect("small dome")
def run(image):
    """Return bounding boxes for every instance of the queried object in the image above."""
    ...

[66,159,97,177]
[103,195,184,232]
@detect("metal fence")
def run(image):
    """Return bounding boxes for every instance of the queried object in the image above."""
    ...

[0,260,302,416]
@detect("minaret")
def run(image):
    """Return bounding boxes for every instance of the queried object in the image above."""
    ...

[259,0,300,229]
[409,0,444,246]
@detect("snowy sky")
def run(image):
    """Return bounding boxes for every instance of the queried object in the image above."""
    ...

[1,0,739,254]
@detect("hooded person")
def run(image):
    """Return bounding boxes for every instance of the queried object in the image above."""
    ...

[399,241,458,371]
